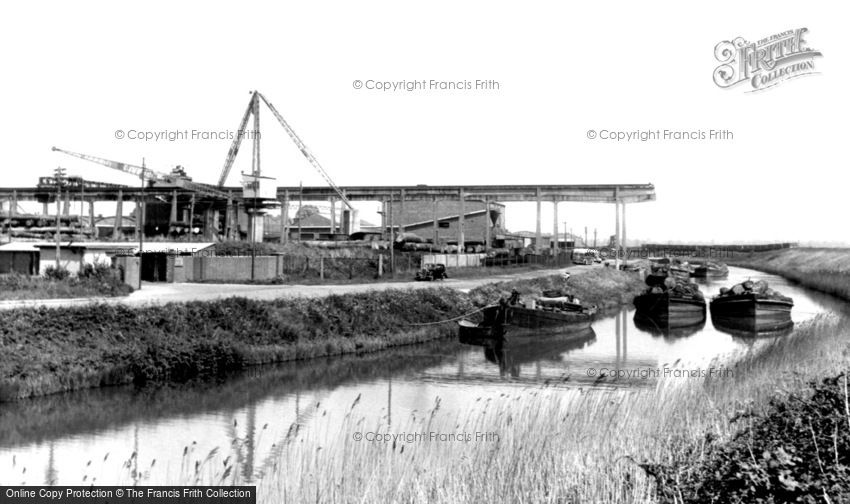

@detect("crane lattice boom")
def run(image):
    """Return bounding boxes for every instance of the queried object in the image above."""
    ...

[51,147,239,201]
[216,91,353,210]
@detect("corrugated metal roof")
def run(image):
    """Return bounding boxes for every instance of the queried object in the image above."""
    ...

[30,241,215,253]
[0,241,39,252]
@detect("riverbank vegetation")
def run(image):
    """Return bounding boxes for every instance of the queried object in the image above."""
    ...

[0,264,132,301]
[0,289,471,402]
[729,247,850,301]
[0,268,642,402]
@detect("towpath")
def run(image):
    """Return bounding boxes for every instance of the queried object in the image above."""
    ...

[0,266,581,310]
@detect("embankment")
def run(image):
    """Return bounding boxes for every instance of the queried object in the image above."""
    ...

[728,247,850,301]
[0,268,644,402]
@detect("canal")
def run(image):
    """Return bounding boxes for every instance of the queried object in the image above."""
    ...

[1,267,847,485]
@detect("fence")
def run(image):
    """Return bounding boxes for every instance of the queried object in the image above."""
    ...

[180,255,375,282]
[424,252,572,269]
[173,251,571,283]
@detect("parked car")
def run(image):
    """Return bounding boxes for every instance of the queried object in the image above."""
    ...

[571,248,600,265]
[415,263,448,281]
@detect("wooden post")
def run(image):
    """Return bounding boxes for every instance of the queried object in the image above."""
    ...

[378,253,383,277]
[320,257,324,279]
[114,190,123,240]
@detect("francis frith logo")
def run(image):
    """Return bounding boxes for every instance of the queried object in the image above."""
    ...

[713,28,822,91]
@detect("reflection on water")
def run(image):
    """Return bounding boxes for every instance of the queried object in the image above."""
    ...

[0,267,847,485]
[480,327,597,379]
[633,314,706,340]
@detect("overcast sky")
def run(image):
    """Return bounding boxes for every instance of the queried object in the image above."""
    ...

[1,1,847,245]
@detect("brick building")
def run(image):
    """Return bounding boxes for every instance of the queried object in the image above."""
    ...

[386,199,508,248]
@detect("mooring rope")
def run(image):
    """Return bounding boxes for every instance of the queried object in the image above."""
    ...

[404,304,498,327]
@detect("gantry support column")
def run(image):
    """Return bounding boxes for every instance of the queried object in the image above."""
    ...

[614,187,621,269]
[458,189,465,253]
[134,203,141,240]
[225,192,234,240]
[113,190,123,240]
[535,188,542,251]
[169,190,178,224]
[88,200,95,234]
[188,194,195,236]
[433,196,439,251]
[203,206,214,240]
[330,197,336,235]
[399,189,406,237]
[380,198,387,240]
[280,191,289,244]
[622,201,627,260]
[552,199,559,251]
[484,196,490,252]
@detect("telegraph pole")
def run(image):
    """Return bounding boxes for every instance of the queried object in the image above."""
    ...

[54,167,66,269]
[138,159,145,290]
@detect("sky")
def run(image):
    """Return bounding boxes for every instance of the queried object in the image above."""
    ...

[1,1,847,244]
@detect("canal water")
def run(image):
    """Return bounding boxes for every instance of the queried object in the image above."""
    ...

[1,267,847,485]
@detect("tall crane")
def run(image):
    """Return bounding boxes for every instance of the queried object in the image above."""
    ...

[217,91,353,210]
[51,147,239,201]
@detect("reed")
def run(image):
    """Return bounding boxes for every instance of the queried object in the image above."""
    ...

[129,314,848,503]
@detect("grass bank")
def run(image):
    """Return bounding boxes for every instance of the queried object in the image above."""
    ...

[728,247,850,301]
[0,268,641,402]
[0,289,472,402]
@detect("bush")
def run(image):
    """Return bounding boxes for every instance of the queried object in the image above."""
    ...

[80,262,114,281]
[646,372,850,503]
[43,265,70,281]
[0,263,132,300]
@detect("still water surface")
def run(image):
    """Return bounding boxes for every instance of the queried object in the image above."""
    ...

[1,267,846,485]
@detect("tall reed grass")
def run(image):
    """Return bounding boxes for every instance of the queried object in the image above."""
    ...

[112,314,850,503]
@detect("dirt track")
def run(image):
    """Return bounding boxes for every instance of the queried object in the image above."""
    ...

[0,266,580,310]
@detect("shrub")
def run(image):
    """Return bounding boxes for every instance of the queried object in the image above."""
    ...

[43,265,70,281]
